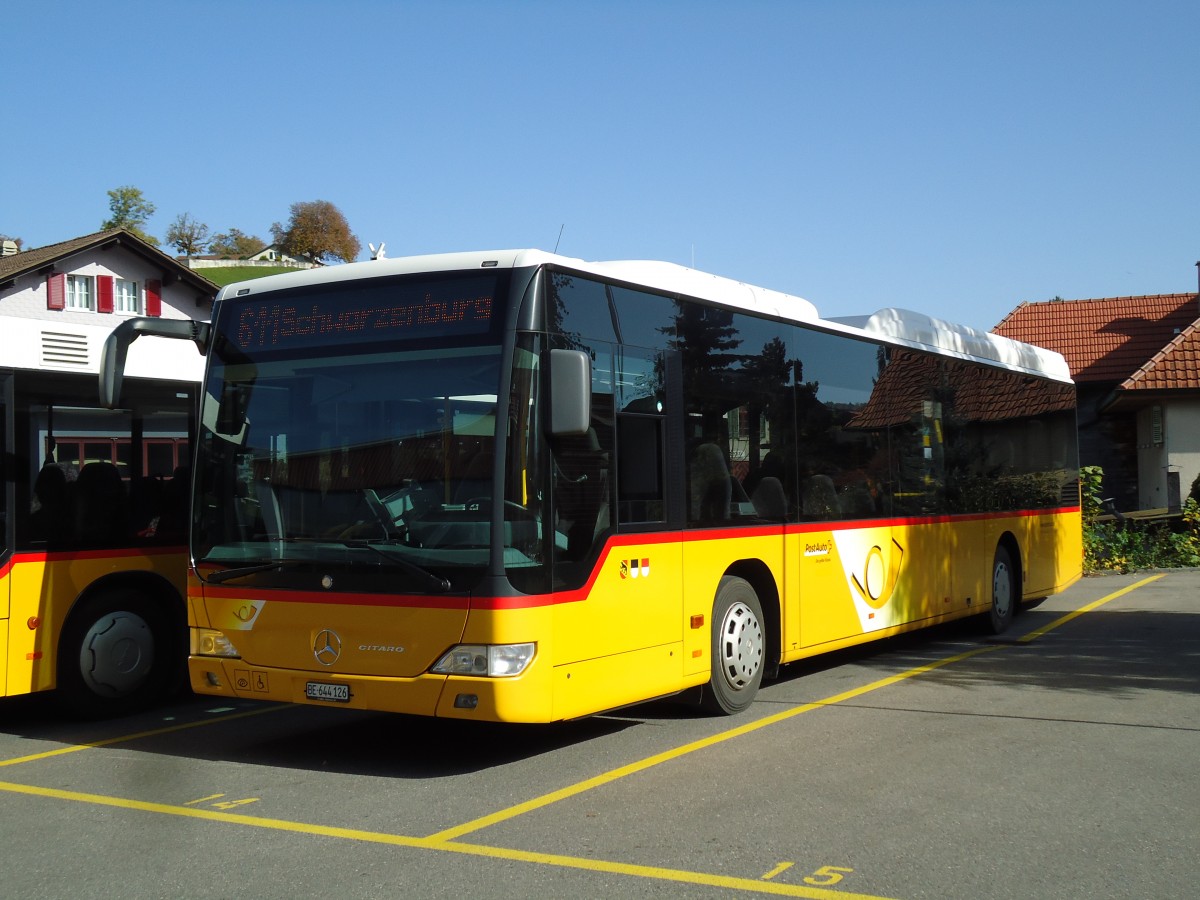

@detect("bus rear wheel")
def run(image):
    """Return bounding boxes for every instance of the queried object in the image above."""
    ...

[701,576,765,715]
[57,590,171,718]
[989,546,1017,634]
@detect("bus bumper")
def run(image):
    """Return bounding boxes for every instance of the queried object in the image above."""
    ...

[187,656,554,722]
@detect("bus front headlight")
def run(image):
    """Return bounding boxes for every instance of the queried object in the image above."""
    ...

[431,643,535,677]
[191,628,241,659]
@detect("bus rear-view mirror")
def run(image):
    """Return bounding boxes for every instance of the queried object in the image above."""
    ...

[547,349,590,436]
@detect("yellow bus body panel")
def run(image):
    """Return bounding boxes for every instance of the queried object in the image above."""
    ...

[0,619,7,696]
[187,508,1081,722]
[681,530,784,676]
[3,549,186,698]
[197,591,468,678]
[789,511,1082,662]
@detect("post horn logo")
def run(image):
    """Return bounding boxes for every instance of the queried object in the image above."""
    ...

[851,538,905,610]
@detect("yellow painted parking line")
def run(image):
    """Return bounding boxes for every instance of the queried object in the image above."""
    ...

[434,573,1168,844]
[429,645,1000,842]
[0,779,895,899]
[436,839,890,899]
[0,704,284,769]
[0,575,1166,899]
[1018,574,1165,643]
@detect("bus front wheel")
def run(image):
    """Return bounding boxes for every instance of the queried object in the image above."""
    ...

[701,576,765,715]
[989,546,1017,634]
[57,590,171,717]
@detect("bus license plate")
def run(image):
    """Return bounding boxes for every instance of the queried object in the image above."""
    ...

[305,681,350,702]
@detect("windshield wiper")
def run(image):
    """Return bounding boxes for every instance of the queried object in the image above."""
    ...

[341,540,452,593]
[205,560,306,584]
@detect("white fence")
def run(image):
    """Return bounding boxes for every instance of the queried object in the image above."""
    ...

[183,259,315,270]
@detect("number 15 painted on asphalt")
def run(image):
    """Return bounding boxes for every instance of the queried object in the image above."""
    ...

[805,865,854,886]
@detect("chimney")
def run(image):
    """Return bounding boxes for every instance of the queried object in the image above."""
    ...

[0,239,19,258]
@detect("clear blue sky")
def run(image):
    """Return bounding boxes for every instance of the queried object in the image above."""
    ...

[4,0,1198,331]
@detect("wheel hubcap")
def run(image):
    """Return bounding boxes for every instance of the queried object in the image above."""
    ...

[79,612,154,697]
[718,601,763,691]
[993,563,1012,619]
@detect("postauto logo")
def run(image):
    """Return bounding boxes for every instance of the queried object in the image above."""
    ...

[833,528,905,632]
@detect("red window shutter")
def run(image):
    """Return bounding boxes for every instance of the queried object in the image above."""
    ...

[146,279,162,317]
[97,275,114,313]
[47,273,65,310]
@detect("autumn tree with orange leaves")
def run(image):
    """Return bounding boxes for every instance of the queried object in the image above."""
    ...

[271,200,361,264]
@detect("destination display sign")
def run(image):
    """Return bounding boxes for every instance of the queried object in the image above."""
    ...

[224,273,500,352]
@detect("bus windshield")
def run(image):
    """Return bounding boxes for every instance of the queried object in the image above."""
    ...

[193,272,519,594]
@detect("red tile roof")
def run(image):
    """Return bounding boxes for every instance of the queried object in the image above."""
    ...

[1121,319,1200,391]
[847,349,1075,430]
[992,294,1200,384]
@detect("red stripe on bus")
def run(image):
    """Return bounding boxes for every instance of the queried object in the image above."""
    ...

[5,546,187,566]
[196,583,471,610]
[188,506,1080,612]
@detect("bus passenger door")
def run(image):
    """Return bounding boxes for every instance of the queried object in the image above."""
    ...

[552,343,681,655]
[549,345,684,713]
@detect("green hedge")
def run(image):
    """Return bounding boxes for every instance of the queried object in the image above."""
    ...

[1081,466,1200,573]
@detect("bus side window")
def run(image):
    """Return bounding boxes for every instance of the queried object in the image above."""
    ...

[616,415,664,524]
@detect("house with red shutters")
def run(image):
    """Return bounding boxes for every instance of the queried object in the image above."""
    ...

[994,292,1200,514]
[0,228,216,333]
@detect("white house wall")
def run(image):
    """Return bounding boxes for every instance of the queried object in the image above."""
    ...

[1137,400,1200,510]
[1166,399,1200,505]
[1137,405,1168,510]
[0,250,209,325]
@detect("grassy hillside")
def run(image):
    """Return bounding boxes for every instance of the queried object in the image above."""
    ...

[196,266,299,287]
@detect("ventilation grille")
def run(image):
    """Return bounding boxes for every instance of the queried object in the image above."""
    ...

[41,330,90,368]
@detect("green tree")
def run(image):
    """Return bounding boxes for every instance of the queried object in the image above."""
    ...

[165,212,210,257]
[209,228,266,259]
[271,199,361,263]
[101,185,158,246]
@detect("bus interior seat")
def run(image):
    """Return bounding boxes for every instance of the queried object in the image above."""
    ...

[751,476,788,520]
[30,463,69,542]
[553,427,609,559]
[155,466,190,540]
[840,485,876,517]
[454,450,494,505]
[74,461,127,542]
[690,442,732,521]
[801,473,840,519]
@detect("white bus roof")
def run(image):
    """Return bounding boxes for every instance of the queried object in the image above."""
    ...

[3,316,204,383]
[216,249,1072,383]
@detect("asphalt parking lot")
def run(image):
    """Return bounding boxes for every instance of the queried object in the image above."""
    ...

[2,569,1197,899]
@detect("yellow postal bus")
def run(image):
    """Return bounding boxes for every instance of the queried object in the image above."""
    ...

[102,251,1080,721]
[3,317,197,715]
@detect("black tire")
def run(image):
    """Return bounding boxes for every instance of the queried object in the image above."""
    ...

[988,545,1017,635]
[701,576,765,715]
[56,589,176,718]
